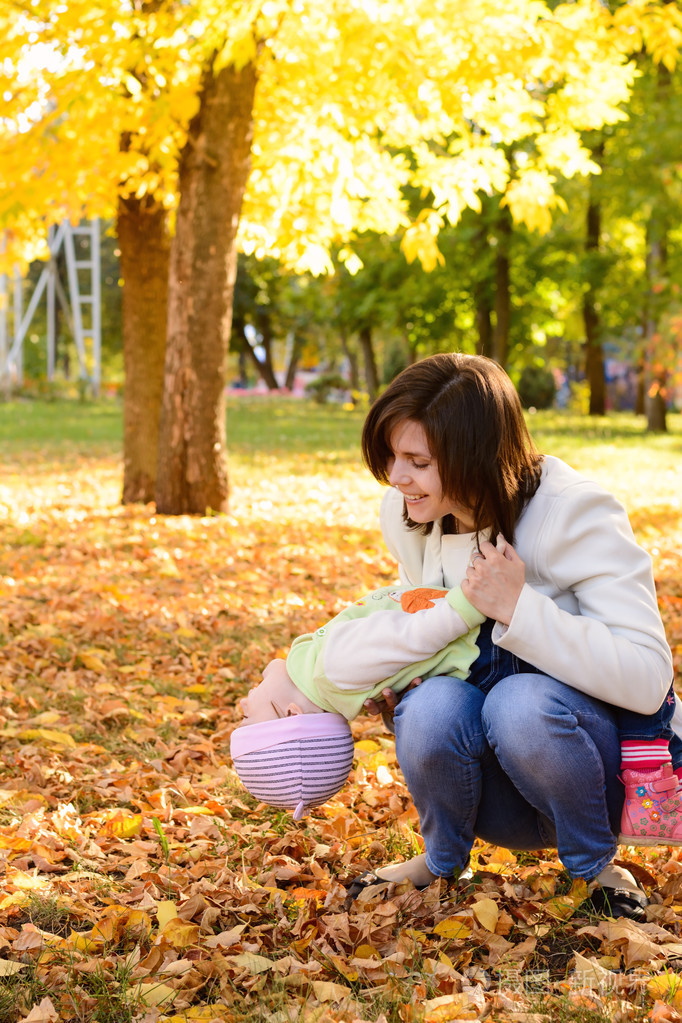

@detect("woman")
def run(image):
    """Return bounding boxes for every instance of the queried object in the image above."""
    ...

[352,353,674,919]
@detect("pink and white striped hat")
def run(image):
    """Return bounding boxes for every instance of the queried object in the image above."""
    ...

[230,713,354,820]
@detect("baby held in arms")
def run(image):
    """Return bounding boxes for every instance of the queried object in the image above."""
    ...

[230,580,486,821]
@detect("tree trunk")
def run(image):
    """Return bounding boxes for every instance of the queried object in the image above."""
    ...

[155,59,258,514]
[340,330,360,391]
[644,227,669,433]
[240,330,279,389]
[359,325,379,401]
[583,175,606,416]
[492,206,511,368]
[475,291,493,359]
[118,196,170,503]
[473,223,493,358]
[284,333,303,391]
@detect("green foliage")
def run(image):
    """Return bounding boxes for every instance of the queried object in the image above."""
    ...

[517,364,557,410]
[304,372,349,404]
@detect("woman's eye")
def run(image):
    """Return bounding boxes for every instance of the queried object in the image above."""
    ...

[412,461,429,470]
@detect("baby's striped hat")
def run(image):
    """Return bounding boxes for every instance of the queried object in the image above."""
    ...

[230,713,354,820]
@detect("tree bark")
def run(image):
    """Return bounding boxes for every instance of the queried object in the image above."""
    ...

[340,330,360,391]
[644,227,669,433]
[239,329,279,389]
[492,205,512,368]
[284,333,303,391]
[583,168,606,416]
[473,223,493,358]
[359,325,379,401]
[155,59,258,514]
[118,195,170,503]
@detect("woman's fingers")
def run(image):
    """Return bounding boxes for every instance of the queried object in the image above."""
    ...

[363,678,422,716]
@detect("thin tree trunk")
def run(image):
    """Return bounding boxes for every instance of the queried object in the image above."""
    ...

[155,59,258,514]
[583,153,606,416]
[359,325,378,401]
[284,333,303,391]
[118,195,169,503]
[340,330,360,391]
[644,227,668,433]
[642,67,671,435]
[240,330,279,389]
[492,206,511,368]
[473,223,493,358]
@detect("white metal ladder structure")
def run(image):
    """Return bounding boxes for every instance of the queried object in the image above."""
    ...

[0,219,101,397]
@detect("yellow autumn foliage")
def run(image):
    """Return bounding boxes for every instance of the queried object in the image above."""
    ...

[0,0,680,275]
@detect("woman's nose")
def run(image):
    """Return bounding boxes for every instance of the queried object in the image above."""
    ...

[388,457,408,486]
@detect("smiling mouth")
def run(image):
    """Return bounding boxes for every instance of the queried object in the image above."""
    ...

[403,494,426,503]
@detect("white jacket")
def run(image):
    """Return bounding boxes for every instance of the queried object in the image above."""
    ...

[380,455,675,725]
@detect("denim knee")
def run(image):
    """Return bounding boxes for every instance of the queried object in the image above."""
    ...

[481,674,617,762]
[482,674,563,763]
[395,676,488,775]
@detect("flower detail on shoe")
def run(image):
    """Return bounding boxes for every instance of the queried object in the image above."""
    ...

[619,763,682,847]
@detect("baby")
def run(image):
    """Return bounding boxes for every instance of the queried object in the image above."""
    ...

[230,583,484,819]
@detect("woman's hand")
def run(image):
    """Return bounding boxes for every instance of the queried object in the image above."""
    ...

[461,534,525,625]
[363,677,423,716]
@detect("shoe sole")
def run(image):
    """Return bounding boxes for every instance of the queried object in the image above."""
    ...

[618,833,682,846]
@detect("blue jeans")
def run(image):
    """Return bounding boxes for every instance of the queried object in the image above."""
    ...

[394,672,623,881]
[618,682,676,742]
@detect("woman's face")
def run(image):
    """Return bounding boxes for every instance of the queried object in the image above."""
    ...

[387,419,475,530]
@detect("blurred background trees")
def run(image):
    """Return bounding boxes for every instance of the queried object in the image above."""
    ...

[1,0,681,513]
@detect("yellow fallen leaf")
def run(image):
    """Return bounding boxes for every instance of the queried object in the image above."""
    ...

[354,943,380,958]
[16,728,76,747]
[311,981,353,1002]
[160,918,200,949]
[433,918,472,940]
[17,995,59,1022]
[106,813,143,839]
[572,951,614,990]
[0,960,26,976]
[134,981,177,1007]
[79,653,109,672]
[472,897,499,932]
[327,954,358,983]
[227,952,273,974]
[647,973,682,1009]
[355,740,381,754]
[27,711,61,726]
[161,1007,233,1022]
[6,869,49,891]
[156,900,178,929]
[67,930,102,953]
[422,993,478,1022]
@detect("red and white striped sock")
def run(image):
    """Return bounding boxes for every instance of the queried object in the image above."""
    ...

[620,739,672,773]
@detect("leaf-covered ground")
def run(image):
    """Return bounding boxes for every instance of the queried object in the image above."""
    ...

[0,407,681,1023]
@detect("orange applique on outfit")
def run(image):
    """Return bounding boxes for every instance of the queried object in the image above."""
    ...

[400,587,449,613]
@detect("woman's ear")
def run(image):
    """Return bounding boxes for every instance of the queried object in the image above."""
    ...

[285,702,304,716]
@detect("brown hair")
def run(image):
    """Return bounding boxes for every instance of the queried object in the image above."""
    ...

[361,353,544,542]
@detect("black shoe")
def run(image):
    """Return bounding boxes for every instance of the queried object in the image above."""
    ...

[587,884,648,921]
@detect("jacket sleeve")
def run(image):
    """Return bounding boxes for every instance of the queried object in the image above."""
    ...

[493,480,673,714]
[323,589,484,690]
